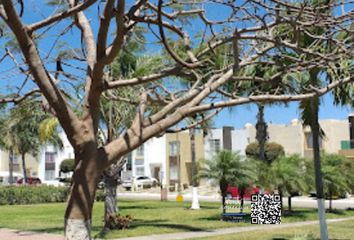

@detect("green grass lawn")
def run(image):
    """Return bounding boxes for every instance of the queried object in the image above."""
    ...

[190,219,354,240]
[0,200,354,239]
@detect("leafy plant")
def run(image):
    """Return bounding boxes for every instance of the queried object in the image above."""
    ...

[104,214,133,230]
[245,142,285,164]
[0,186,69,205]
[60,158,75,173]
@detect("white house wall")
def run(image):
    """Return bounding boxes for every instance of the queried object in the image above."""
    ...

[204,129,223,160]
[130,135,167,184]
[38,131,74,183]
[144,135,167,185]
[231,128,250,155]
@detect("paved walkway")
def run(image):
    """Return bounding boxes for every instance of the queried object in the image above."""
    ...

[0,228,63,240]
[0,217,353,240]
[116,217,354,240]
[118,192,354,209]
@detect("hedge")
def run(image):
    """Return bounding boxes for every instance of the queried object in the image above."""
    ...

[0,185,105,205]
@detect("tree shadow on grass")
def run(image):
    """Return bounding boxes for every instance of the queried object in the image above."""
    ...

[96,218,210,239]
[131,218,209,231]
[16,225,102,235]
[283,210,308,217]
[198,213,252,224]
[197,205,220,210]
[118,205,160,210]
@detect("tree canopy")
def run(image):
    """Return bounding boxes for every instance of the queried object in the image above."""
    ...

[0,1,352,238]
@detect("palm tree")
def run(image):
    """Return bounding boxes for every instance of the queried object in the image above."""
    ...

[0,99,61,183]
[189,127,200,210]
[321,154,351,212]
[289,1,346,237]
[99,33,164,230]
[189,117,213,210]
[268,155,307,213]
[256,104,268,162]
[199,150,256,214]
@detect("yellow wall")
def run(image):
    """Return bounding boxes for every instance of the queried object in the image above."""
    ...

[0,150,39,177]
[166,131,204,187]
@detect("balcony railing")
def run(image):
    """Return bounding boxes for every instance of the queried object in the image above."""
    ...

[341,140,354,150]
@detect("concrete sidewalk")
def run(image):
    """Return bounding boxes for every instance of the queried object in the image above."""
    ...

[1,217,353,240]
[116,217,354,240]
[117,192,354,209]
[0,228,63,240]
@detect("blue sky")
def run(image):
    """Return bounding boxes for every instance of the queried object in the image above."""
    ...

[214,92,354,129]
[1,2,352,130]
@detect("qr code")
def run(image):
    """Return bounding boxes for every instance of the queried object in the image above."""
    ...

[251,194,281,224]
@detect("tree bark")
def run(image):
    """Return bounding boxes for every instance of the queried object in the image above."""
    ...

[21,153,27,184]
[288,196,292,212]
[102,161,124,230]
[278,189,283,214]
[9,148,14,184]
[103,175,118,230]
[256,104,267,163]
[240,190,245,213]
[220,180,228,214]
[190,128,200,210]
[64,144,103,240]
[310,97,328,240]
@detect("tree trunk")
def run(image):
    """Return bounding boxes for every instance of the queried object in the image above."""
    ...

[220,180,228,214]
[240,190,245,213]
[279,189,283,214]
[103,161,125,230]
[21,153,27,184]
[9,148,14,184]
[190,128,200,210]
[64,145,103,240]
[256,104,267,163]
[310,98,328,240]
[103,175,118,230]
[288,196,292,212]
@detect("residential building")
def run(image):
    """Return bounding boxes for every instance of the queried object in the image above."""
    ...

[204,126,236,160]
[166,130,204,189]
[247,118,349,159]
[126,135,167,184]
[338,113,354,161]
[38,132,74,183]
[0,150,39,179]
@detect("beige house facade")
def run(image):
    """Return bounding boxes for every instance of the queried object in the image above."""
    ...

[0,150,39,180]
[244,119,349,159]
[165,130,204,189]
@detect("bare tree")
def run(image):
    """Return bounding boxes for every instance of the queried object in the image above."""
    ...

[0,1,352,239]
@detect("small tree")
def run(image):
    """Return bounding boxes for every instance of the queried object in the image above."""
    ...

[246,142,285,164]
[268,155,307,213]
[199,150,256,214]
[60,159,75,173]
[322,154,351,212]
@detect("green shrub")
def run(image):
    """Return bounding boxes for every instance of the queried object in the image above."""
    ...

[245,142,285,163]
[0,185,70,205]
[60,158,75,173]
[95,189,105,202]
[104,214,133,230]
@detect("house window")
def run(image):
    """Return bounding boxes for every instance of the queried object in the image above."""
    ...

[45,152,56,180]
[305,133,322,149]
[136,166,144,176]
[169,156,178,181]
[11,154,20,172]
[135,158,144,166]
[136,145,144,156]
[126,154,132,171]
[169,141,180,157]
[209,139,220,153]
